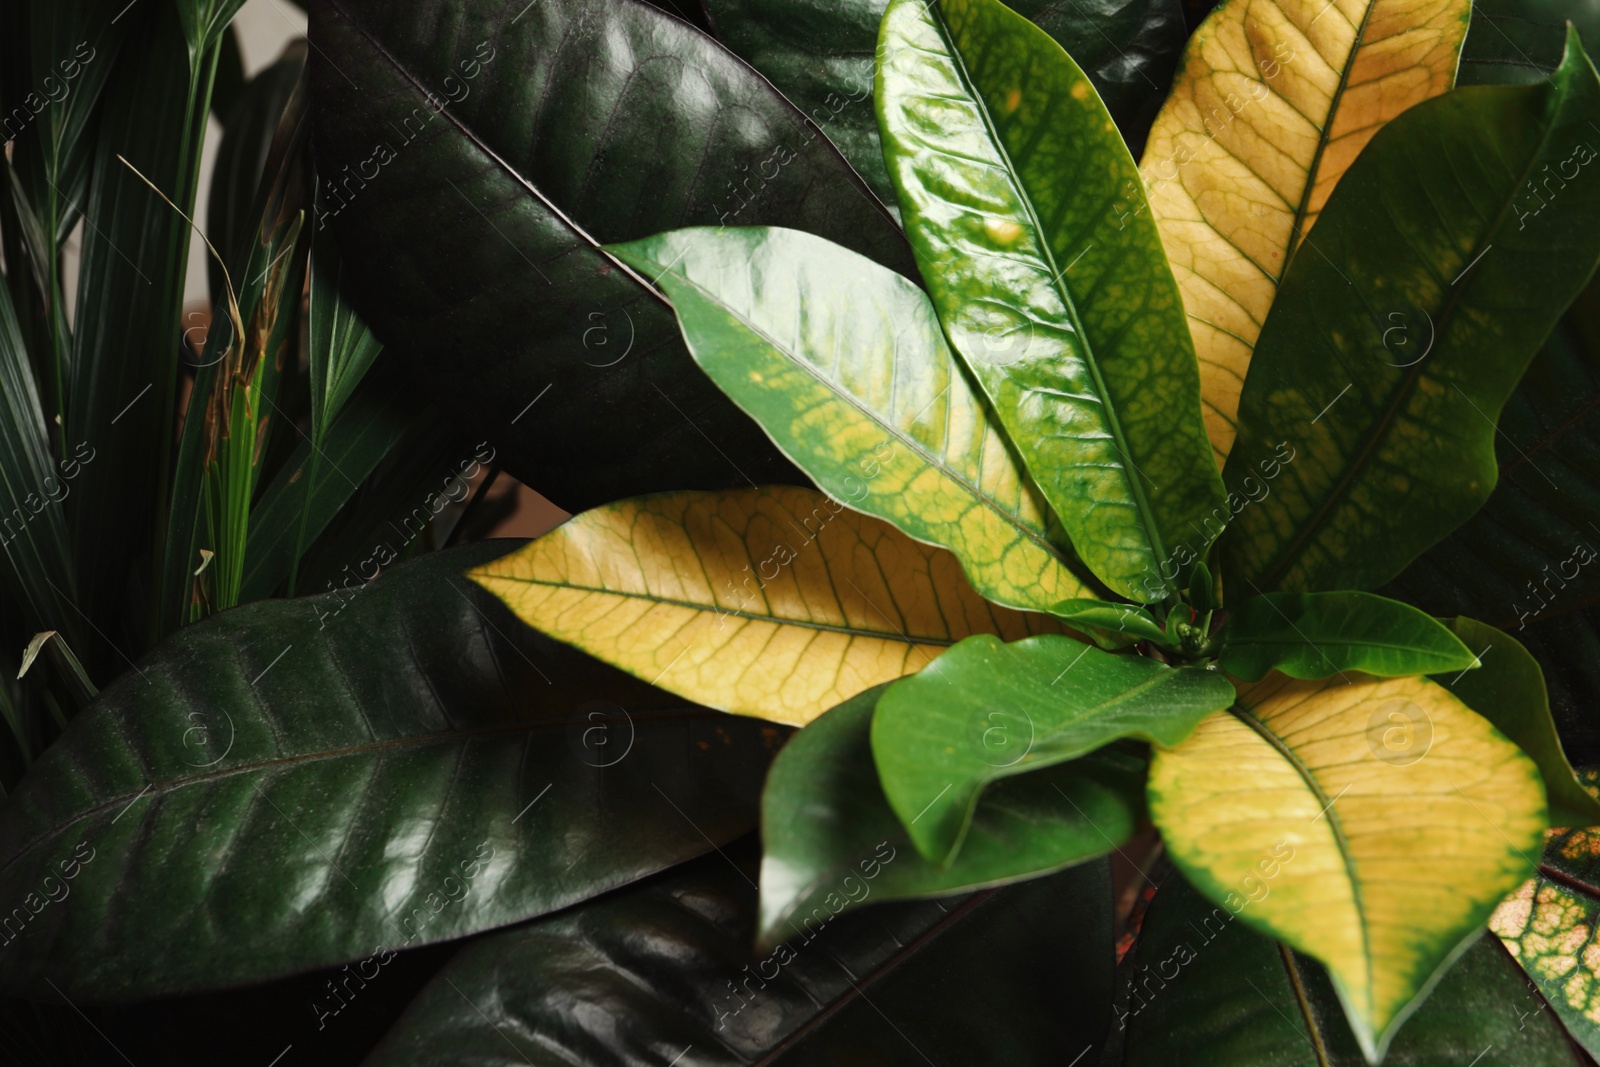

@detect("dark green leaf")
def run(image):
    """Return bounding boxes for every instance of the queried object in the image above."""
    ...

[66,1,215,669]
[759,683,1144,948]
[877,0,1226,602]
[1221,30,1600,595]
[239,361,421,602]
[1435,616,1600,827]
[1383,276,1600,765]
[0,544,780,999]
[1458,0,1600,86]
[1117,866,1583,1066]
[1050,598,1170,647]
[1217,591,1478,682]
[206,42,306,306]
[308,0,921,513]
[701,0,1185,204]
[871,633,1235,863]
[365,845,1113,1065]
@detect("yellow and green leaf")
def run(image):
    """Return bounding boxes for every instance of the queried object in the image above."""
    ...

[1142,0,1471,461]
[606,226,1098,615]
[1149,673,1547,1061]
[469,486,1061,726]
[876,0,1225,602]
[1492,815,1600,1060]
[1221,31,1600,594]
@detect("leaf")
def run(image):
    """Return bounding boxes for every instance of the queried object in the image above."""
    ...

[1142,0,1472,461]
[1117,865,1585,1066]
[0,544,781,999]
[759,683,1146,948]
[700,0,1188,206]
[364,845,1114,1065]
[1382,276,1600,764]
[1490,813,1600,1061]
[66,1,216,666]
[469,486,1063,727]
[1216,591,1478,681]
[1436,617,1600,828]
[206,42,306,306]
[0,270,81,656]
[877,0,1226,602]
[308,0,920,514]
[870,633,1235,863]
[1051,598,1172,647]
[1148,673,1547,1060]
[307,192,383,437]
[1458,0,1600,86]
[238,362,422,602]
[1221,30,1600,596]
[606,225,1098,615]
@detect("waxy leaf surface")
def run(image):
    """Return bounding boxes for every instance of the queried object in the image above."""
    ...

[877,0,1225,602]
[0,546,779,999]
[1148,673,1546,1060]
[759,684,1146,947]
[872,633,1235,863]
[470,487,1061,727]
[608,226,1096,615]
[1217,591,1477,680]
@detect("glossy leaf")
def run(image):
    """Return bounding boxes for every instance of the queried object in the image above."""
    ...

[470,486,1063,726]
[1222,31,1600,595]
[607,225,1097,615]
[308,0,921,513]
[365,846,1113,1066]
[1142,0,1471,460]
[1148,674,1547,1060]
[759,684,1146,947]
[871,633,1235,863]
[1051,598,1171,647]
[1438,617,1600,828]
[1217,591,1478,681]
[877,0,1225,602]
[0,544,780,999]
[702,0,1187,205]
[1119,866,1583,1066]
[1490,813,1600,1060]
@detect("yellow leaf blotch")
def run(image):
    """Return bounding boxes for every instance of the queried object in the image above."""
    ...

[1149,673,1544,1056]
[469,487,1060,726]
[1140,0,1469,462]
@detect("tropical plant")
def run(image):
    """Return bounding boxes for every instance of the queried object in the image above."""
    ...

[0,0,1597,1062]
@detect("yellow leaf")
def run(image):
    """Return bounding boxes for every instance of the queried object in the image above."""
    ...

[1140,0,1471,462]
[1148,672,1545,1059]
[469,487,1061,726]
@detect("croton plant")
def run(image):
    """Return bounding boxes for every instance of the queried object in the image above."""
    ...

[2,0,1600,1061]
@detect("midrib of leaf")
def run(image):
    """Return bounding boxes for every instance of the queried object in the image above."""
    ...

[666,270,1074,570]
[1255,98,1565,591]
[1230,704,1372,1002]
[324,0,667,299]
[0,707,726,881]
[929,11,1174,583]
[494,575,964,642]
[1282,0,1379,271]
[751,887,996,1064]
[1278,942,1336,1067]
